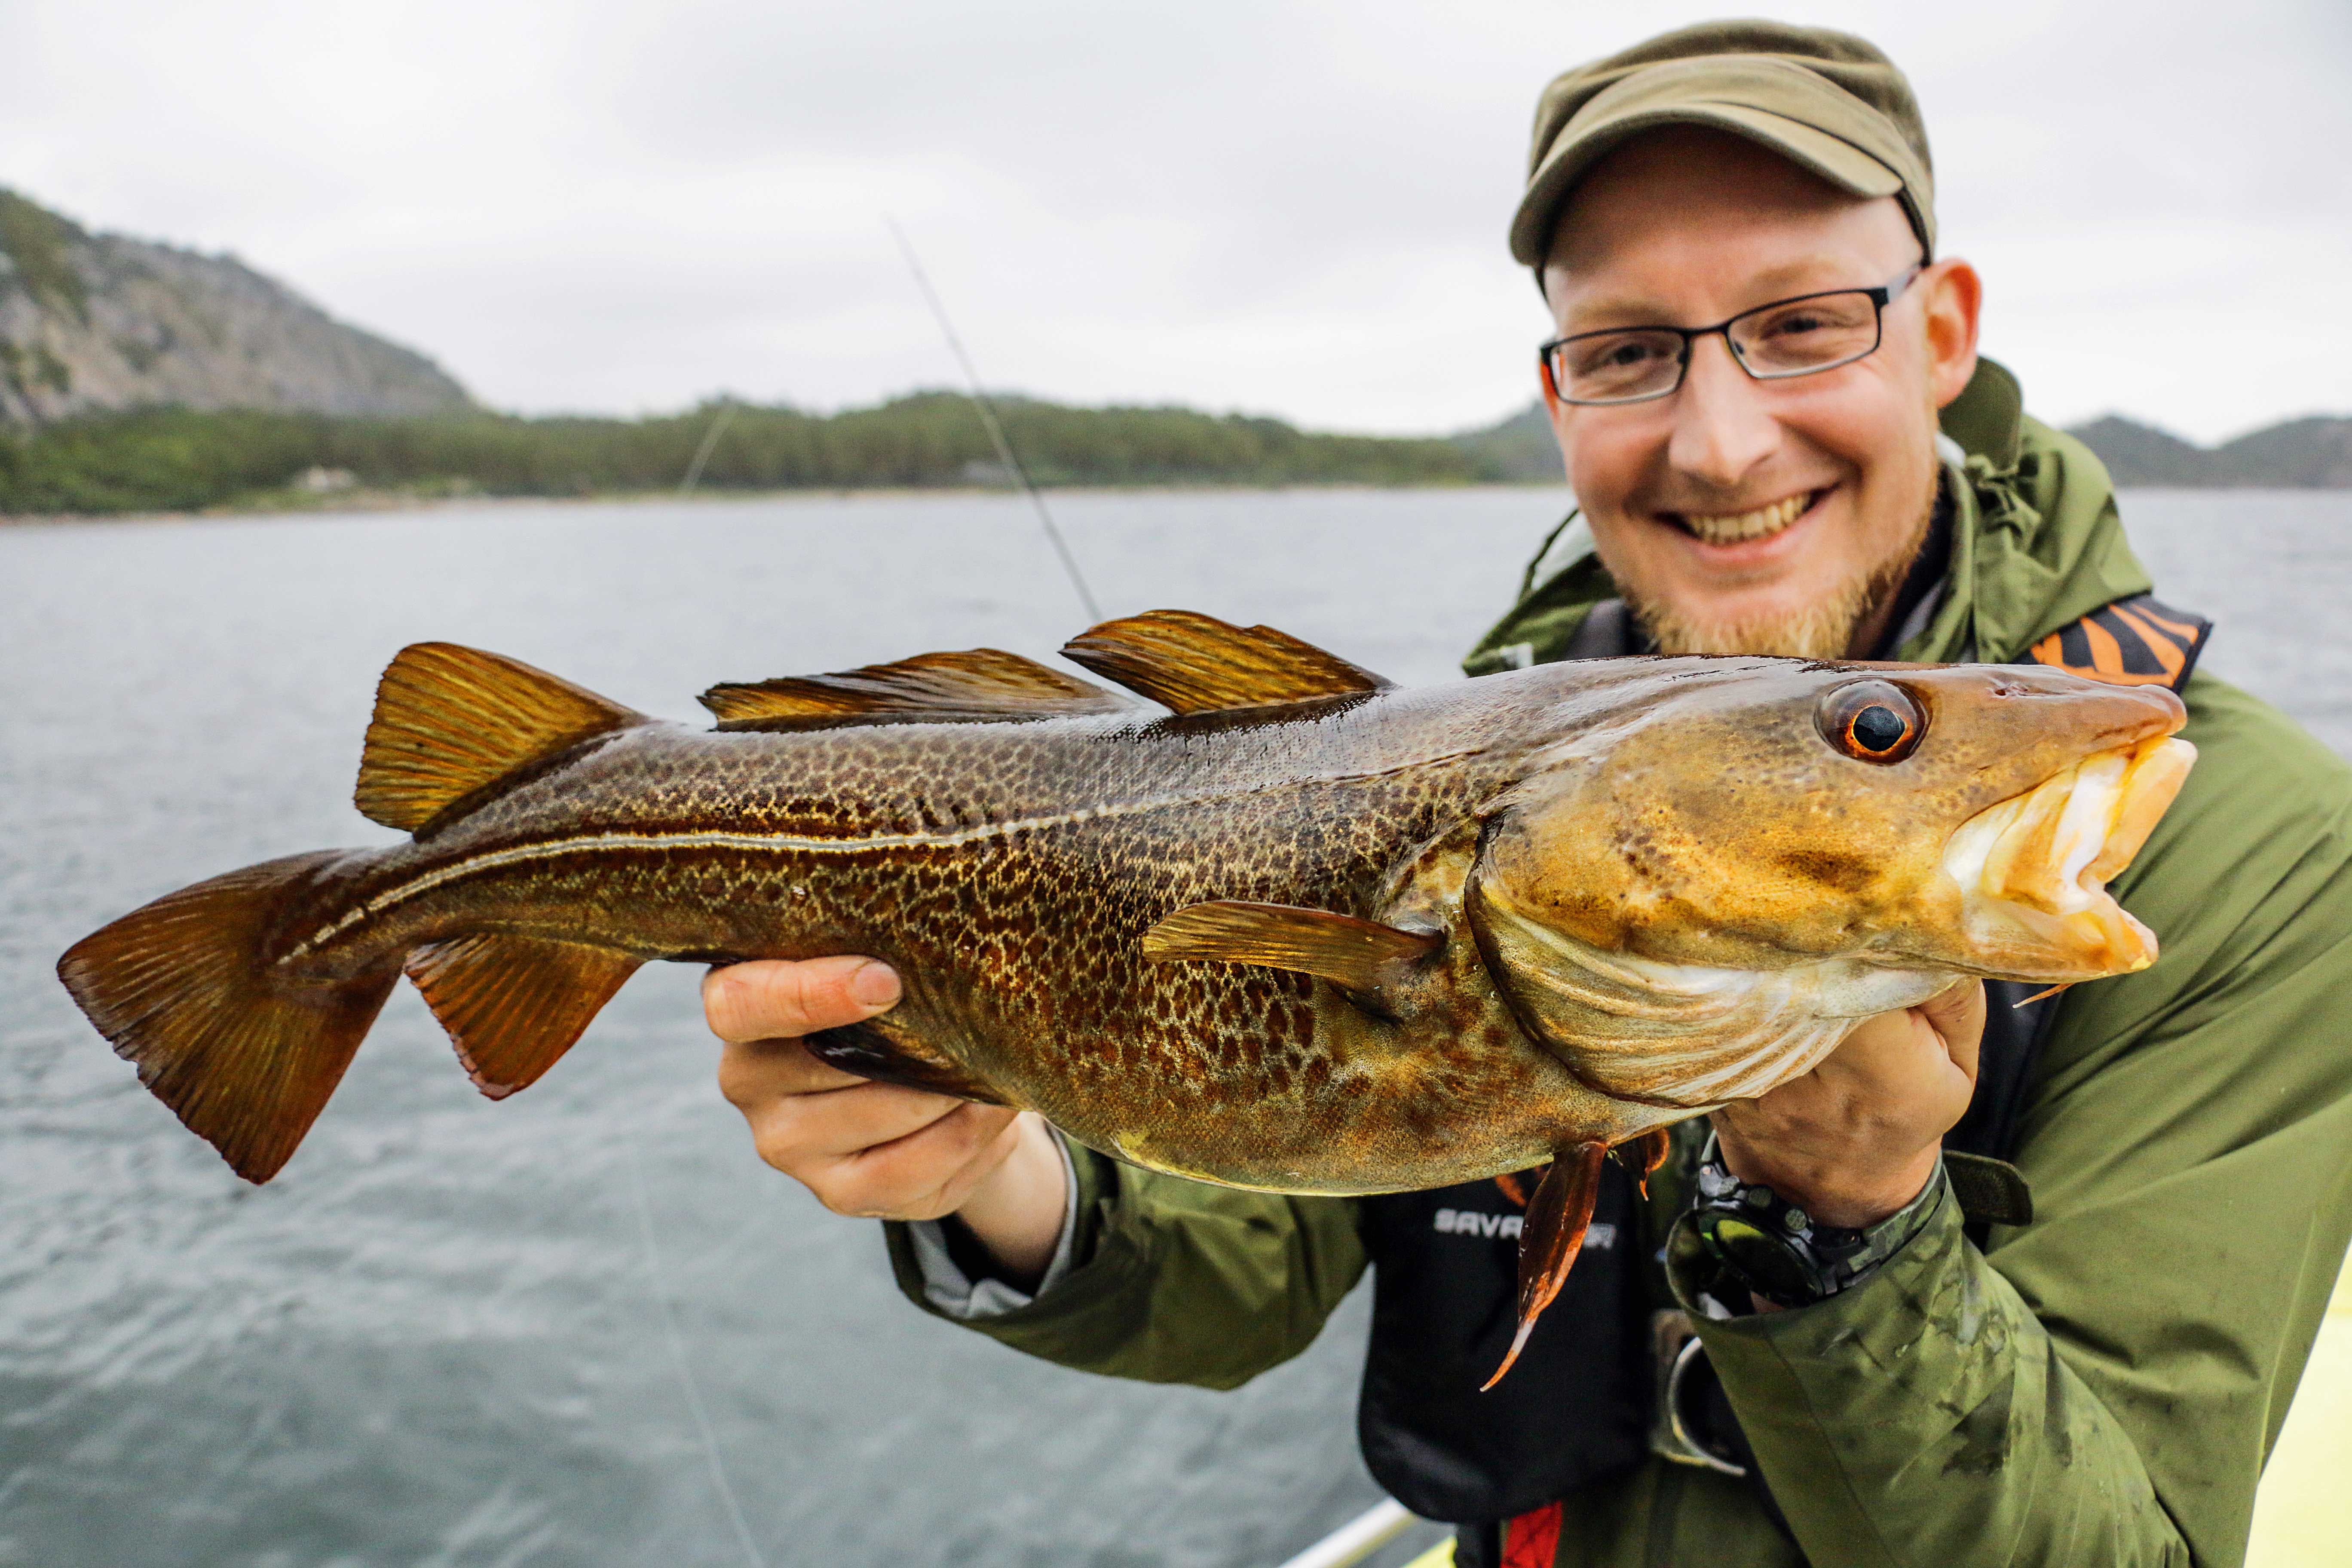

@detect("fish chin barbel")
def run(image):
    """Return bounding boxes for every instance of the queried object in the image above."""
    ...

[56,613,2193,1387]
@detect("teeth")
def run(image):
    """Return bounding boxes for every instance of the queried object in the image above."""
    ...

[1680,493,1809,544]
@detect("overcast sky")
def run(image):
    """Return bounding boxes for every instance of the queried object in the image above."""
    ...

[3,0,2346,443]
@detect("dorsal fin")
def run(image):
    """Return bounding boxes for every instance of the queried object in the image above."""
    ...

[356,643,645,833]
[1059,610,1390,715]
[698,648,1130,731]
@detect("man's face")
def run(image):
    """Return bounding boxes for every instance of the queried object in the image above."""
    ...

[1540,127,1981,659]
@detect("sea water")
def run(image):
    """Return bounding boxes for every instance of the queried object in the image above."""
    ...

[1,487,2343,1566]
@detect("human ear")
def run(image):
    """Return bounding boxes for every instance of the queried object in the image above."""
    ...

[1922,258,1983,410]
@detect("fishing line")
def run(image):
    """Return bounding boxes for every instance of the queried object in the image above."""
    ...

[679,399,738,496]
[885,216,1104,624]
[626,1142,769,1568]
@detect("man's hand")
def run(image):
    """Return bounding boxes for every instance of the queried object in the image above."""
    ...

[707,957,1068,1285]
[1711,980,1985,1228]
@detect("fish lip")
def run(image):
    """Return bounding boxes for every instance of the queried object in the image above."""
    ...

[1939,734,2198,980]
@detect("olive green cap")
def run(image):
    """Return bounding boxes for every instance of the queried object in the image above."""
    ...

[1511,21,1936,271]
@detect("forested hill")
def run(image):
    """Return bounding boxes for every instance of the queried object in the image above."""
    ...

[2065,414,2352,488]
[1452,401,2352,488]
[0,189,470,427]
[0,395,1485,515]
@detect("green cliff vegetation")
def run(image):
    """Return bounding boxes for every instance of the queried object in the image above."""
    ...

[0,392,1506,515]
[0,190,88,320]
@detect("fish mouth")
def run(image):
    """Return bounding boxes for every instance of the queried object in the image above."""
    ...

[1942,734,2198,979]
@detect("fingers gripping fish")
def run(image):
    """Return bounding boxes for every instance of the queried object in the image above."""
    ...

[56,611,2194,1386]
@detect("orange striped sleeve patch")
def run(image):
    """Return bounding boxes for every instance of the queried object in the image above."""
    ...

[2024,594,2211,693]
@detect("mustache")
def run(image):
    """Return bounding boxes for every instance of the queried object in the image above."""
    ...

[1628,486,1936,660]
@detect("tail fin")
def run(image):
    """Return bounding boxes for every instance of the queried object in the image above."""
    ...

[57,850,399,1183]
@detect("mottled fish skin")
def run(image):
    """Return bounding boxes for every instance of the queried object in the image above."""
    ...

[61,626,2191,1207]
[273,665,1678,1193]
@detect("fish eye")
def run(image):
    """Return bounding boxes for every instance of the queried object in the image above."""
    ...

[1818,680,1925,764]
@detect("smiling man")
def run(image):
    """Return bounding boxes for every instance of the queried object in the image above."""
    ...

[1527,125,1962,665]
[706,23,2352,1568]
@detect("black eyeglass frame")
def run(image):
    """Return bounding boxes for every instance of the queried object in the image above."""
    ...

[1537,263,1926,407]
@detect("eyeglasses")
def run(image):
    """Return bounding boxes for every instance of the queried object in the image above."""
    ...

[1538,264,1924,407]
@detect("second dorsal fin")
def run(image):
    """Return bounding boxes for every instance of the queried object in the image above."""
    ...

[1059,610,1390,715]
[698,648,1131,731]
[356,643,646,833]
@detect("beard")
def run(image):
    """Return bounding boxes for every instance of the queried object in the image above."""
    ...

[1626,487,1936,660]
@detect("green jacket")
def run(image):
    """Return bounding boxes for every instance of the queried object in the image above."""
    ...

[886,363,2352,1568]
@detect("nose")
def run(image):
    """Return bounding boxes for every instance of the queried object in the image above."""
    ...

[1666,334,1780,489]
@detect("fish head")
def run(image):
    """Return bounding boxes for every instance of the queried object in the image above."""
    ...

[1466,658,2193,1106]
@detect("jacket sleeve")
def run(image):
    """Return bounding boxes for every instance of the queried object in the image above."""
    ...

[1686,674,2352,1568]
[882,1135,1369,1390]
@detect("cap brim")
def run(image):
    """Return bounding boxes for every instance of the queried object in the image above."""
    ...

[1511,103,1906,266]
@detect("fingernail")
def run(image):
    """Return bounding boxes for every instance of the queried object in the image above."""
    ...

[849,961,901,1010]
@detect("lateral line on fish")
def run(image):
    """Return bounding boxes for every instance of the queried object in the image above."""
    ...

[282,753,1484,962]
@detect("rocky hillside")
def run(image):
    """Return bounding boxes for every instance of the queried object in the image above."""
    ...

[0,189,470,427]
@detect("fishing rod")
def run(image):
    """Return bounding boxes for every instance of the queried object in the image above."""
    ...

[885,216,1104,624]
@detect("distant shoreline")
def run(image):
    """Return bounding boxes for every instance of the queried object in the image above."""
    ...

[13,478,2343,532]
[5,396,2346,521]
[0,478,1573,528]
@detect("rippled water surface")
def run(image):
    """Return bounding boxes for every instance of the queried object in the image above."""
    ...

[3,487,2344,1566]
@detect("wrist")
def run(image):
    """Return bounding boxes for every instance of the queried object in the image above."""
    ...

[1669,1139,1947,1316]
[1714,1136,1941,1229]
[950,1114,1067,1287]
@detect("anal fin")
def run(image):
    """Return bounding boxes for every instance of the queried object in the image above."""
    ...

[1483,1141,1608,1391]
[805,1020,1007,1105]
[404,934,642,1099]
[1142,901,1440,1007]
[1060,609,1390,715]
[700,649,1130,731]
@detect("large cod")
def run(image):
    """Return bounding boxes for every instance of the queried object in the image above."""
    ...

[59,610,2194,1378]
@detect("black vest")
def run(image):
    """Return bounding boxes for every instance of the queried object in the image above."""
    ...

[1352,592,2212,1539]
[1353,972,2065,1555]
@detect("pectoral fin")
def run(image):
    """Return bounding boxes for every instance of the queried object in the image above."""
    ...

[1483,1140,1608,1391]
[1060,609,1390,714]
[804,1020,1007,1105]
[1142,901,1440,1005]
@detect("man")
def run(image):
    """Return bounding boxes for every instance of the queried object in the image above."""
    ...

[706,23,2352,1567]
